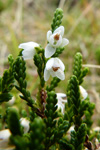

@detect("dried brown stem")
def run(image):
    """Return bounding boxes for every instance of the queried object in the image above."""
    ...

[84,135,94,150]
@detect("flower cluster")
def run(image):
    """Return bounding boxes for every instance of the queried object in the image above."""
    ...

[18,26,89,114]
[19,26,69,81]
[0,8,96,150]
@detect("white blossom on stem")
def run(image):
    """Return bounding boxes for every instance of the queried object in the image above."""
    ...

[56,93,67,114]
[45,26,69,58]
[20,118,30,133]
[19,42,39,60]
[0,129,14,149]
[79,86,88,100]
[0,118,30,148]
[44,57,65,81]
[0,129,11,140]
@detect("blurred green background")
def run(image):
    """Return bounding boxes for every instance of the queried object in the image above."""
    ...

[0,0,100,127]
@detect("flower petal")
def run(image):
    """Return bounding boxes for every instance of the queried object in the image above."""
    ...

[53,58,60,68]
[57,93,66,99]
[19,43,29,49]
[47,30,52,42]
[57,101,65,114]
[20,118,30,133]
[49,34,62,47]
[61,38,69,47]
[45,44,56,58]
[57,93,67,104]
[44,68,50,81]
[79,86,88,100]
[0,129,11,140]
[46,58,54,70]
[54,58,65,71]
[22,49,35,60]
[19,42,39,49]
[19,42,39,60]
[50,70,56,77]
[68,126,74,134]
[54,26,64,37]
[56,69,65,80]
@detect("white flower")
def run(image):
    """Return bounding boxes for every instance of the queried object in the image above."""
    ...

[45,26,69,58]
[79,86,88,100]
[0,129,15,149]
[19,42,39,60]
[7,96,15,105]
[67,126,74,134]
[0,129,11,140]
[20,118,30,133]
[93,126,100,132]
[44,57,65,81]
[0,118,30,148]
[56,93,67,114]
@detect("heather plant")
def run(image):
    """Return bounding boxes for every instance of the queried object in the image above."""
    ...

[0,8,99,150]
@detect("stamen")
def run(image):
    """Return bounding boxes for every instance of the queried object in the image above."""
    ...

[52,67,60,72]
[54,34,60,40]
